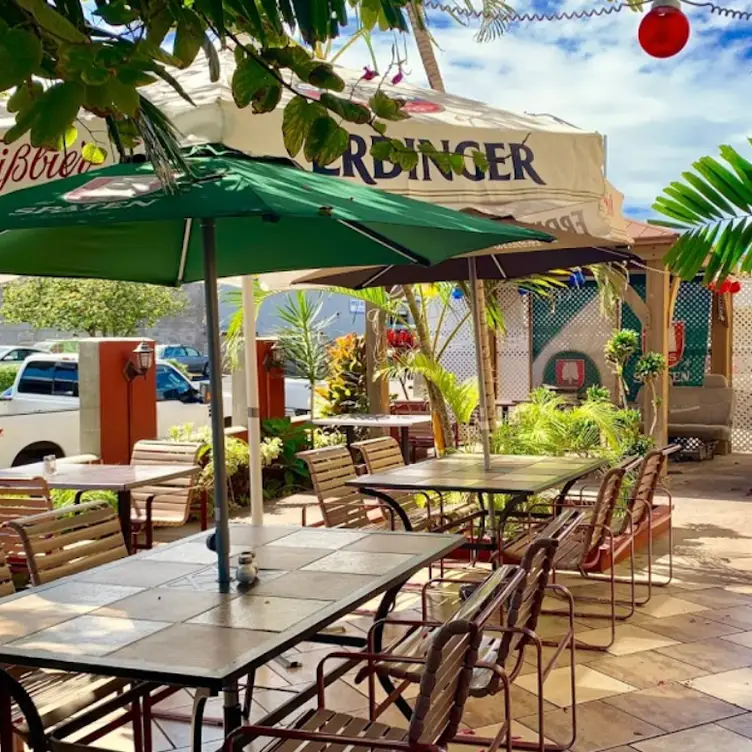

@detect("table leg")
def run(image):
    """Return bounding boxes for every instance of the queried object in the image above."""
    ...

[361,487,412,531]
[223,680,243,739]
[1,688,13,752]
[399,427,411,464]
[118,490,133,554]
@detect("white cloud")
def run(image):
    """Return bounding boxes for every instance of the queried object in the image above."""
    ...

[331,4,752,217]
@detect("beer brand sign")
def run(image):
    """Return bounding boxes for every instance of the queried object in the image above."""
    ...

[0,139,106,196]
[555,358,585,388]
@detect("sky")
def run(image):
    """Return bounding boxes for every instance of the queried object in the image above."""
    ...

[329,0,752,219]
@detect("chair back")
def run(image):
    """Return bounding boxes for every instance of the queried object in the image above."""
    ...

[622,449,665,532]
[556,466,625,570]
[0,544,16,597]
[130,440,203,525]
[0,478,53,564]
[352,437,405,473]
[408,619,481,748]
[6,501,128,586]
[0,667,47,752]
[297,446,378,529]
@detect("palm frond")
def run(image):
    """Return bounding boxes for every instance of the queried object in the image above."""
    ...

[222,281,275,370]
[654,140,752,281]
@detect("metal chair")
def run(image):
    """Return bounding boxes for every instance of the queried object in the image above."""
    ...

[351,436,484,535]
[297,446,393,529]
[129,440,205,550]
[0,520,150,751]
[223,617,513,752]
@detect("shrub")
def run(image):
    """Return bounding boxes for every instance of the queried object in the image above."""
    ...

[0,364,19,392]
[319,333,368,417]
[166,359,192,379]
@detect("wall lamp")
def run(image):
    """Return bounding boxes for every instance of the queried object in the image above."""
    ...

[123,341,155,381]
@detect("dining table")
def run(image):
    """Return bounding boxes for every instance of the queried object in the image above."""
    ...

[0,462,200,553]
[311,413,432,462]
[0,523,464,747]
[347,452,606,543]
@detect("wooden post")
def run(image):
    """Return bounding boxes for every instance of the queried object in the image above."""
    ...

[644,262,670,449]
[365,302,389,436]
[711,291,733,454]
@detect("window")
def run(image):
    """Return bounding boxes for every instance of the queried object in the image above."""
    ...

[5,350,26,362]
[156,364,192,401]
[53,363,79,397]
[185,347,200,357]
[18,361,55,395]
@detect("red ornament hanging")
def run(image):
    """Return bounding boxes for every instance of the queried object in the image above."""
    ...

[731,279,742,294]
[638,0,691,58]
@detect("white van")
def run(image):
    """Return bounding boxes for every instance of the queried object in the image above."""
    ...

[0,354,230,467]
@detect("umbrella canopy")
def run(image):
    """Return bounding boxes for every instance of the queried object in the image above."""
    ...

[0,143,552,586]
[0,144,552,284]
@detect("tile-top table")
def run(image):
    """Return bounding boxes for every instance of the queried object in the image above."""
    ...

[348,452,605,534]
[311,413,432,462]
[0,462,200,552]
[0,524,463,736]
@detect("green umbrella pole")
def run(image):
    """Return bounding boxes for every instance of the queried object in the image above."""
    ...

[202,218,232,587]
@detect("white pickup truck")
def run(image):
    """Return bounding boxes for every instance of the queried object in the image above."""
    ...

[0,354,230,467]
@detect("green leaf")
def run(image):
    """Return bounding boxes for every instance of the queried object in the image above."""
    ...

[16,0,87,43]
[307,64,345,91]
[369,139,392,161]
[0,28,43,93]
[252,82,282,113]
[63,126,77,148]
[368,90,408,122]
[372,120,387,135]
[82,143,108,165]
[319,93,370,124]
[95,2,140,25]
[304,115,348,166]
[448,152,465,176]
[108,78,140,117]
[388,139,418,171]
[282,95,325,158]
[7,81,43,114]
[3,101,39,144]
[232,56,275,108]
[29,82,85,149]
[174,13,205,68]
[262,45,316,80]
[360,0,381,30]
[472,150,489,172]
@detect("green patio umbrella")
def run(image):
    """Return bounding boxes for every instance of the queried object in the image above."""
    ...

[0,143,553,586]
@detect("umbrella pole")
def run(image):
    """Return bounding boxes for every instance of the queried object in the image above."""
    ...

[242,275,264,526]
[469,257,496,533]
[202,218,232,587]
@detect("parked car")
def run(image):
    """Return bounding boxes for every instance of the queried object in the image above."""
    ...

[156,344,210,377]
[0,346,45,363]
[0,354,231,467]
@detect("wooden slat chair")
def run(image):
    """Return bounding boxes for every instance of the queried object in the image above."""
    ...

[7,500,128,586]
[390,399,459,462]
[351,437,484,535]
[297,446,391,530]
[223,618,506,752]
[0,519,149,751]
[0,477,54,575]
[502,466,630,651]
[130,440,205,550]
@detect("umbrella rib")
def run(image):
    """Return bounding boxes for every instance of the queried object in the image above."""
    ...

[356,266,395,290]
[491,255,508,279]
[177,218,192,284]
[338,220,431,266]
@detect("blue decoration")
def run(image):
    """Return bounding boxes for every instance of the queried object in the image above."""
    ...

[518,287,529,297]
[451,286,464,300]
[568,269,586,288]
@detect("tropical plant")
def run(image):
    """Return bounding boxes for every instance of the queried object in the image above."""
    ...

[1,278,185,336]
[634,351,668,436]
[319,333,369,417]
[653,140,752,281]
[261,417,311,489]
[0,1,490,183]
[222,280,275,371]
[275,292,334,418]
[490,386,648,464]
[585,384,612,403]
[604,329,639,409]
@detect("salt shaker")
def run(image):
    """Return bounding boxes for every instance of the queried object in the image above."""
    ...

[43,455,57,475]
[236,550,259,585]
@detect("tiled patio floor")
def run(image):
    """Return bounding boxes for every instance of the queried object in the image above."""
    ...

[101,458,752,751]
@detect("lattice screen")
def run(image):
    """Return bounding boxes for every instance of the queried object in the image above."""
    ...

[732,281,752,452]
[497,288,531,401]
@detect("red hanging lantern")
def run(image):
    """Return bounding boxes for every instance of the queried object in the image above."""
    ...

[730,279,742,294]
[638,0,691,58]
[720,279,732,294]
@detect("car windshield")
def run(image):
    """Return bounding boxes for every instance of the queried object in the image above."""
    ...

[156,364,193,400]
